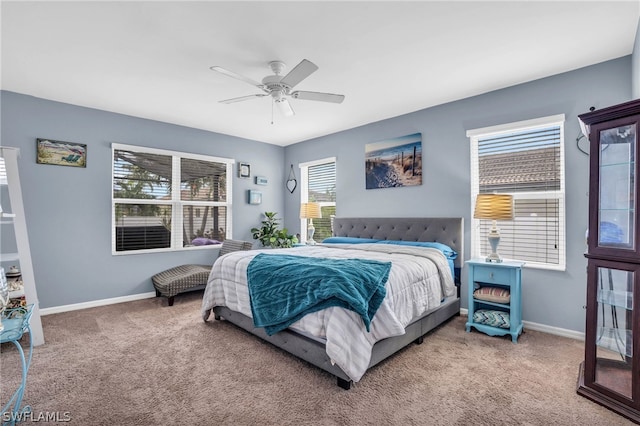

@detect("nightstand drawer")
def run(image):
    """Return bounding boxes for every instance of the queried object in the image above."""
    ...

[473,265,511,285]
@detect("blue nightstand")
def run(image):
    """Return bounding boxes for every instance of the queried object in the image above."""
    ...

[465,259,524,343]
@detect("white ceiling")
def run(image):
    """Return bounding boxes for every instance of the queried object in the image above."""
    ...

[2,1,639,146]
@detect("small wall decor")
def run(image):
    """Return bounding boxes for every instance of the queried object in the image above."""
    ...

[365,133,422,189]
[255,176,268,185]
[238,162,251,178]
[286,164,297,193]
[248,190,262,205]
[36,138,87,168]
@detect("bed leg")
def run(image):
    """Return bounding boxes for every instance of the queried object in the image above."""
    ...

[414,335,424,345]
[337,377,352,390]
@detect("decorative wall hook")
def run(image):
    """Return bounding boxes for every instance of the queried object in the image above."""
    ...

[286,164,297,194]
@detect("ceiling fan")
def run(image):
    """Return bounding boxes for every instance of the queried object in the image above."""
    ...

[210,59,345,117]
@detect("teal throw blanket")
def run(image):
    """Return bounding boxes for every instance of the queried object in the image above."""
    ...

[247,253,391,336]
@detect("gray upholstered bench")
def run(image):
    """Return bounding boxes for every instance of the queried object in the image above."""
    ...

[152,239,253,306]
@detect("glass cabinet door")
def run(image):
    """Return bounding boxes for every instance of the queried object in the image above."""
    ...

[597,123,636,251]
[589,263,634,400]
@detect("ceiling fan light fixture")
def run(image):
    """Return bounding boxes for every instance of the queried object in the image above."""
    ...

[275,97,295,117]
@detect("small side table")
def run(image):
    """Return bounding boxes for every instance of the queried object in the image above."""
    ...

[1,305,33,424]
[465,259,524,343]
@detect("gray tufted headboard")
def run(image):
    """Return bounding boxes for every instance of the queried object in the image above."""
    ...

[332,217,464,270]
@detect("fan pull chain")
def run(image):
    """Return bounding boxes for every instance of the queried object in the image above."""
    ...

[271,98,274,125]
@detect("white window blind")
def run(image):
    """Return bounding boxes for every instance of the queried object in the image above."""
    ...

[468,115,566,270]
[0,158,7,186]
[300,157,336,243]
[112,144,233,254]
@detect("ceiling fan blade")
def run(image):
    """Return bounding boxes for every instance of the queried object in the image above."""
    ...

[275,98,295,117]
[291,91,345,104]
[279,59,318,89]
[210,66,265,89]
[219,94,267,104]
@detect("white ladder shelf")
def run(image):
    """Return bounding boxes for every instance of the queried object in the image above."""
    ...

[1,147,44,346]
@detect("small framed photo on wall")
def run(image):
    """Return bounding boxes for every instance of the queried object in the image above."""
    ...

[248,190,262,205]
[238,162,251,178]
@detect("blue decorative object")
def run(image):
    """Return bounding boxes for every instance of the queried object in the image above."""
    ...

[247,253,391,335]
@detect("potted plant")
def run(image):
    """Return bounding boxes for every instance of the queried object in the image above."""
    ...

[251,212,298,248]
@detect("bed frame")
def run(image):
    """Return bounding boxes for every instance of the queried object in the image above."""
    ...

[212,217,464,389]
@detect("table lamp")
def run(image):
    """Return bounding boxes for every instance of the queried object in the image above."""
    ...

[473,193,514,263]
[300,202,322,244]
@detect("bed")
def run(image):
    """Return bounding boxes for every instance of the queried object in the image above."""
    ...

[202,217,463,389]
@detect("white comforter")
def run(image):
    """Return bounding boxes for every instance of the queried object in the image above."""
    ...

[201,243,455,382]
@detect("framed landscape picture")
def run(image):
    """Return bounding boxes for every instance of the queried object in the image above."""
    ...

[36,138,87,168]
[365,133,422,189]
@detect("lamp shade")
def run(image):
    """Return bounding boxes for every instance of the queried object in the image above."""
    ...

[473,194,514,220]
[300,202,322,219]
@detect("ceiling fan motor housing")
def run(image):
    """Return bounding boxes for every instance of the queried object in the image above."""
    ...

[262,74,291,99]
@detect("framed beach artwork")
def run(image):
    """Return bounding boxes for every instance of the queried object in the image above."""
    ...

[36,138,87,168]
[365,133,422,189]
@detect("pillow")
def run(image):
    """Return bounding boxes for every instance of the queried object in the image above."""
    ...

[473,309,510,329]
[375,240,457,259]
[191,237,221,246]
[473,286,510,304]
[322,237,381,244]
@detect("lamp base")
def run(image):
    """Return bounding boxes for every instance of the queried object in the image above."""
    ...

[486,225,503,263]
[484,254,504,263]
[307,222,316,245]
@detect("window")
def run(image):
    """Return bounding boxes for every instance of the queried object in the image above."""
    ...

[468,115,566,270]
[300,157,336,243]
[112,144,233,253]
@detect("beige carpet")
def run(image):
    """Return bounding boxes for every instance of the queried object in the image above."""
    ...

[0,292,633,425]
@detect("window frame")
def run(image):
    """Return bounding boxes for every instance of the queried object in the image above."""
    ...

[299,157,337,244]
[111,143,234,255]
[467,114,566,271]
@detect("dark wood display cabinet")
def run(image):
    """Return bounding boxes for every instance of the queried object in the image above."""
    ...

[578,98,640,424]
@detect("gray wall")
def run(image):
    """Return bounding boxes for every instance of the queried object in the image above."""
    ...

[283,57,632,333]
[0,91,284,308]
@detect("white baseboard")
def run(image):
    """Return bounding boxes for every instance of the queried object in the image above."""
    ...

[459,308,584,341]
[40,292,157,316]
